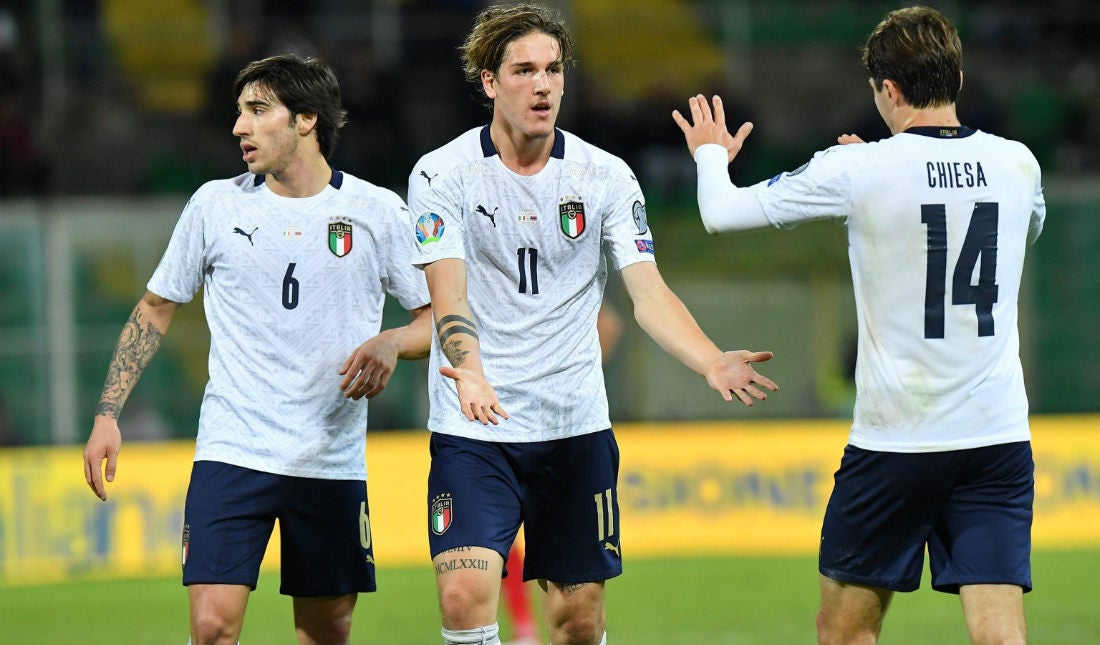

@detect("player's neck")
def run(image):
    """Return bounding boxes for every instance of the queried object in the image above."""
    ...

[265,152,333,198]
[489,122,554,176]
[889,104,960,134]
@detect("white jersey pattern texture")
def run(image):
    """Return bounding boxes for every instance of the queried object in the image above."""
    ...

[409,126,655,442]
[148,171,429,479]
[698,128,1045,452]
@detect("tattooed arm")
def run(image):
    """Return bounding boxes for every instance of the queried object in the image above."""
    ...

[422,258,507,425]
[83,291,181,501]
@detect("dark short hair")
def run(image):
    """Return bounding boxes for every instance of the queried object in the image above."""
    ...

[233,55,348,158]
[461,3,577,106]
[862,6,963,109]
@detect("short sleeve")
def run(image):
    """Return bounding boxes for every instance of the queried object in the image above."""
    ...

[147,192,207,302]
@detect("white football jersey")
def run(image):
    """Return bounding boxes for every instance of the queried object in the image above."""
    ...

[723,127,1045,451]
[148,171,429,479]
[408,127,655,442]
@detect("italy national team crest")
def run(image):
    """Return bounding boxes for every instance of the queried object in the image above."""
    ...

[328,222,353,257]
[431,493,453,535]
[181,523,190,567]
[559,199,586,239]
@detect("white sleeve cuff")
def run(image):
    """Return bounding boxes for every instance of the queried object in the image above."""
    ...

[692,145,770,233]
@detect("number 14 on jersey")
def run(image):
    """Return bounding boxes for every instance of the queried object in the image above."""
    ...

[922,202,999,339]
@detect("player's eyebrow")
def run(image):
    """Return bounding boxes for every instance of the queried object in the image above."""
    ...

[508,58,563,70]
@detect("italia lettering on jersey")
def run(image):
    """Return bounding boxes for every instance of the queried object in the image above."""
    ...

[148,170,429,479]
[753,126,1045,452]
[408,127,655,442]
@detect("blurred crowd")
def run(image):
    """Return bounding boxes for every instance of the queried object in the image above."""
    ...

[1,1,1098,201]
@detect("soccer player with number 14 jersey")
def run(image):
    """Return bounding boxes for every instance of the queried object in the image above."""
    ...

[675,6,1045,644]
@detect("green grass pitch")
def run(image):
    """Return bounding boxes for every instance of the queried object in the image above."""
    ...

[1,551,1096,644]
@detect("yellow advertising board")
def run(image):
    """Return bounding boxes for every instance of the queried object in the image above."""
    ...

[1,416,1097,586]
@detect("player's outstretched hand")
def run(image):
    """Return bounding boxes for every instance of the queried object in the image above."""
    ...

[837,133,866,145]
[672,94,754,163]
[439,365,509,425]
[83,418,121,501]
[339,333,400,400]
[704,350,779,406]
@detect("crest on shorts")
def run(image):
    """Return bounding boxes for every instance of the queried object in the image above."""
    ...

[181,523,190,567]
[328,222,353,257]
[559,199,586,239]
[431,493,453,535]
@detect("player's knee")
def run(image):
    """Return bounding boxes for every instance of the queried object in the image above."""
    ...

[297,615,352,645]
[547,610,604,645]
[969,624,1026,645]
[438,579,495,627]
[190,614,241,645]
[816,607,879,645]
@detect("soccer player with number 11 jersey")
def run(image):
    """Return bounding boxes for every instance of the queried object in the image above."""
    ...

[408,5,778,645]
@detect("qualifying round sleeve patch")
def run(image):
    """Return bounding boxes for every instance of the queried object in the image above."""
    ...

[415,212,446,245]
[632,200,649,235]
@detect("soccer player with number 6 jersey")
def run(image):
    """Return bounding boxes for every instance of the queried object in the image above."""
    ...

[82,55,432,645]
[674,7,1045,645]
[408,5,778,645]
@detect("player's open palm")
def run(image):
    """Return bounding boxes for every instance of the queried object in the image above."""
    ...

[340,334,400,400]
[704,350,778,406]
[83,418,122,501]
[672,94,754,163]
[439,365,509,425]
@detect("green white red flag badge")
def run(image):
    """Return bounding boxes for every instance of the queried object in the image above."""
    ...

[431,493,453,535]
[328,222,353,257]
[559,199,586,239]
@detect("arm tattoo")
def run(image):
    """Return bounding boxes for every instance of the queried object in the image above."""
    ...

[442,338,470,367]
[436,314,477,331]
[95,305,165,418]
[439,324,478,346]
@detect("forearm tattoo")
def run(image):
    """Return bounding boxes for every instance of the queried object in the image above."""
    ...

[95,305,164,418]
[436,314,478,367]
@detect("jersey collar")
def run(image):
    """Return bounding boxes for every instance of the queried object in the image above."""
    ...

[253,169,344,189]
[479,125,565,159]
[903,125,976,139]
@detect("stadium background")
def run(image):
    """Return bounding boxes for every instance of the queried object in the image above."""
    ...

[0,1,1097,643]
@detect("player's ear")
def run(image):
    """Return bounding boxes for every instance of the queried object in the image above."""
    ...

[296,112,319,136]
[881,79,904,106]
[481,69,497,100]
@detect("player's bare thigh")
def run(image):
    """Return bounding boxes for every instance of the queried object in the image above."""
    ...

[959,584,1026,645]
[188,583,250,645]
[816,574,893,645]
[292,593,358,645]
[434,545,505,629]
[538,579,607,645]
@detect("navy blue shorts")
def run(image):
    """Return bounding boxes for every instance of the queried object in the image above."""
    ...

[182,461,376,596]
[819,442,1033,594]
[427,430,622,584]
